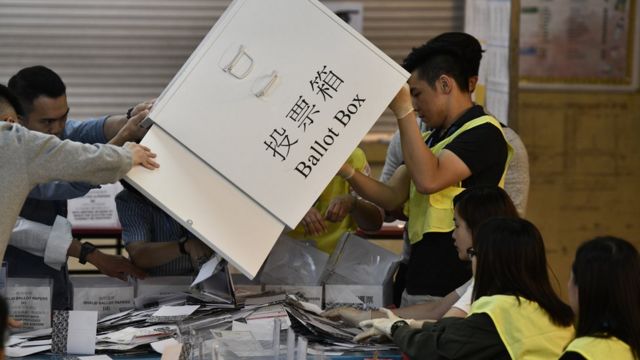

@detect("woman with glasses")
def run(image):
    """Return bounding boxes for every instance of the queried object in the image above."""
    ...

[324,186,519,326]
[560,236,639,360]
[358,218,574,359]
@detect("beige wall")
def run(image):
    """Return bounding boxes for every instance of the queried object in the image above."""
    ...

[518,89,640,297]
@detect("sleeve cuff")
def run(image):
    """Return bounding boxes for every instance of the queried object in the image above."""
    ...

[43,216,73,270]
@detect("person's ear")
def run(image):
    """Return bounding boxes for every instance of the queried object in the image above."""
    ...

[440,76,451,93]
[469,76,479,93]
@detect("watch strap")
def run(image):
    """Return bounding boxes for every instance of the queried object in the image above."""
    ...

[79,242,97,264]
[390,320,409,336]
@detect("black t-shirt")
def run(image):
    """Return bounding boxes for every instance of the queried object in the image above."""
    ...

[406,105,509,296]
[426,105,508,188]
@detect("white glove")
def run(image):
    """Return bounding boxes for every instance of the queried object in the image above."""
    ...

[353,308,415,342]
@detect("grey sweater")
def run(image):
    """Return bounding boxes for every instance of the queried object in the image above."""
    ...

[0,122,133,260]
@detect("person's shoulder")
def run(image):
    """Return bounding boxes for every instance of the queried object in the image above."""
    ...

[448,122,505,149]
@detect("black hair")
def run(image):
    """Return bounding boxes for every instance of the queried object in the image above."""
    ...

[453,186,519,238]
[8,65,66,115]
[472,218,574,327]
[402,32,483,92]
[572,236,640,359]
[427,32,484,77]
[0,83,25,117]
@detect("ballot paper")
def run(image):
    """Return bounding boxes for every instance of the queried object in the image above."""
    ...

[149,305,200,322]
[5,344,51,357]
[51,310,98,355]
[151,338,181,354]
[78,356,113,360]
[126,0,408,280]
[191,256,223,287]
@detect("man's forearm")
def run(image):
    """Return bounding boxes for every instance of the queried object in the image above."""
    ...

[351,198,384,232]
[127,242,182,269]
[343,171,407,210]
[103,114,127,143]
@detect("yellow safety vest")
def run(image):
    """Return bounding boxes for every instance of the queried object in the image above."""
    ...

[564,336,634,360]
[288,148,369,253]
[407,115,512,244]
[470,295,574,360]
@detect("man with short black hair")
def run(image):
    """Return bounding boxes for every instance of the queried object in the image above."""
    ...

[0,84,159,264]
[339,33,511,305]
[6,66,153,310]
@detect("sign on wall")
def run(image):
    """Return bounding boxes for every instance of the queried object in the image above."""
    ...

[520,0,640,90]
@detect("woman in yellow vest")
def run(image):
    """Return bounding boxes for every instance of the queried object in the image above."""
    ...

[357,218,574,360]
[288,148,383,253]
[323,186,519,324]
[560,237,640,360]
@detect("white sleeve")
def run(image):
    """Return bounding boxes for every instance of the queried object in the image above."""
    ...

[379,130,403,183]
[10,216,72,270]
[452,278,474,314]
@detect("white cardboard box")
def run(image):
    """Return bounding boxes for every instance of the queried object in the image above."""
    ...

[126,0,408,280]
[324,282,393,309]
[323,233,400,308]
[71,276,134,318]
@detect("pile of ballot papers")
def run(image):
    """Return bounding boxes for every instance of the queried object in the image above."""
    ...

[7,290,397,358]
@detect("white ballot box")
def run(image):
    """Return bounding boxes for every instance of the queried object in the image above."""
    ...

[126,0,408,279]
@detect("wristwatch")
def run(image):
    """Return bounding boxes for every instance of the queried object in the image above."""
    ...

[178,237,189,255]
[390,320,409,336]
[78,242,97,264]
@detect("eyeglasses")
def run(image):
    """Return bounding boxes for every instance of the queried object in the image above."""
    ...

[466,247,477,259]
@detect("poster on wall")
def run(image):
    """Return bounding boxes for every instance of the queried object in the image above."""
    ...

[67,183,123,230]
[465,0,512,124]
[520,0,640,90]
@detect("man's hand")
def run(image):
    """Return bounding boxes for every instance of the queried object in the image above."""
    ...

[125,142,159,170]
[322,307,371,327]
[120,99,155,142]
[8,317,23,329]
[300,208,327,236]
[115,110,151,143]
[324,195,356,223]
[87,251,147,281]
[389,83,413,119]
[130,98,155,118]
[185,238,214,269]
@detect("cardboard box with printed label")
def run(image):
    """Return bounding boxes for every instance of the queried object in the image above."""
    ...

[323,233,400,308]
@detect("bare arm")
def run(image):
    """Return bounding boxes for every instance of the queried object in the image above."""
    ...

[350,197,384,232]
[338,164,410,211]
[126,238,212,270]
[67,240,146,280]
[105,99,154,145]
[126,241,182,269]
[392,289,461,320]
[323,195,383,232]
[391,85,471,194]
